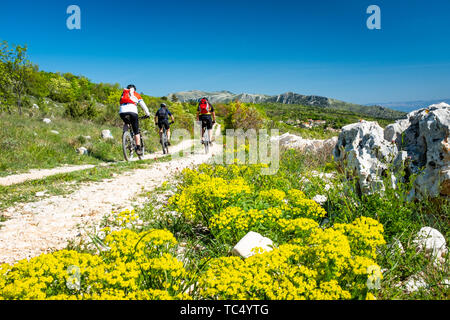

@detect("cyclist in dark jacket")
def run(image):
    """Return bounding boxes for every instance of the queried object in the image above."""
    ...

[155,103,175,145]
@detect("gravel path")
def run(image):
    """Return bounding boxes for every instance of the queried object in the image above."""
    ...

[0,127,222,265]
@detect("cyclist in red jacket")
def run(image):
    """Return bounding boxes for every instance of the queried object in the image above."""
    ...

[196,97,216,144]
[119,84,151,156]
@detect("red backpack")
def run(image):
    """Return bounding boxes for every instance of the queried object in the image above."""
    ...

[120,89,138,105]
[199,99,211,114]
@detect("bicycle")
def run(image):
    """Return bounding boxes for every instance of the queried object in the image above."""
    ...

[122,115,148,161]
[160,121,174,155]
[201,120,215,154]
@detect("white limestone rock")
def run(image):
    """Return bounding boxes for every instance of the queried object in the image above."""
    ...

[232,231,274,259]
[77,147,89,155]
[101,130,114,140]
[334,120,398,195]
[413,227,447,265]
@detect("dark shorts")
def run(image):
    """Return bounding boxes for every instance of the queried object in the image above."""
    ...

[199,114,213,130]
[120,112,140,135]
[158,119,171,130]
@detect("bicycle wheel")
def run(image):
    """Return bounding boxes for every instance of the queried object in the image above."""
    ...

[122,131,135,161]
[161,131,169,155]
[204,130,210,154]
[138,136,145,160]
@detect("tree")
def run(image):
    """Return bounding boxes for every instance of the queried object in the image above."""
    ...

[48,75,74,103]
[0,41,14,113]
[26,66,51,98]
[171,94,179,103]
[1,42,32,115]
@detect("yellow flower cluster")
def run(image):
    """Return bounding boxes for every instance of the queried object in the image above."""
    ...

[258,189,286,204]
[199,216,386,300]
[209,207,285,233]
[303,228,352,278]
[285,190,327,219]
[197,243,353,300]
[278,218,319,236]
[116,209,139,227]
[197,163,269,182]
[207,188,327,243]
[334,216,386,259]
[0,228,190,300]
[168,171,252,223]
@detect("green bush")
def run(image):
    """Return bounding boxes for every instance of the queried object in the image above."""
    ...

[64,101,99,120]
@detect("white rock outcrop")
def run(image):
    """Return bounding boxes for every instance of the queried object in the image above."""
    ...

[334,103,450,199]
[400,103,450,199]
[272,132,338,153]
[333,121,398,194]
[232,231,274,259]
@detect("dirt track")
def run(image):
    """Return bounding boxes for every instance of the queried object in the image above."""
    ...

[0,126,222,265]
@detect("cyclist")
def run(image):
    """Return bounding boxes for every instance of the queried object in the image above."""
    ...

[155,103,175,146]
[196,97,216,144]
[119,84,151,156]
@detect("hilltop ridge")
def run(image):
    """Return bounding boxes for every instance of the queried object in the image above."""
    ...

[168,90,405,120]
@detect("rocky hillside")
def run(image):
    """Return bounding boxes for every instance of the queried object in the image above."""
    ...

[168,90,405,120]
[168,90,270,104]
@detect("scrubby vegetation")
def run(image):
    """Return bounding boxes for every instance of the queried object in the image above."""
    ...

[1,145,447,300]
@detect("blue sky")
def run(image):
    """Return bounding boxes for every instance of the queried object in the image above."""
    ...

[0,0,449,104]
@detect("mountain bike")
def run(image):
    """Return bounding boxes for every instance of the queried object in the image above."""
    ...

[122,115,148,161]
[160,121,174,155]
[201,120,215,154]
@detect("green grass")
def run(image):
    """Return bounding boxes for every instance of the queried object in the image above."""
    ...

[0,113,162,177]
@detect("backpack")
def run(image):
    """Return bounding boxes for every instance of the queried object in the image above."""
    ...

[199,99,211,114]
[120,89,138,105]
[157,107,169,120]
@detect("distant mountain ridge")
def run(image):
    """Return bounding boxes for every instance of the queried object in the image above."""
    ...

[167,90,406,120]
[366,99,450,113]
[167,90,271,104]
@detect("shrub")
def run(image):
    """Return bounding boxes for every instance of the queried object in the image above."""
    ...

[0,214,192,300]
[64,101,99,120]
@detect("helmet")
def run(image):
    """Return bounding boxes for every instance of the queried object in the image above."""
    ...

[127,84,137,91]
[161,103,167,108]
[199,97,209,103]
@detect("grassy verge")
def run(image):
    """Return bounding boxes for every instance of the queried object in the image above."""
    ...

[0,113,161,177]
